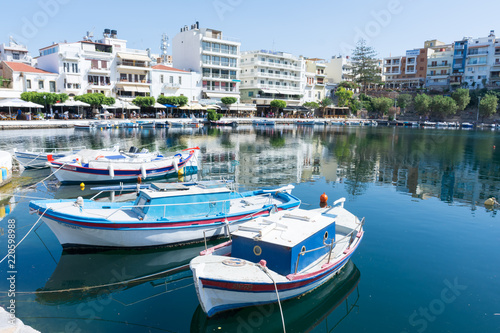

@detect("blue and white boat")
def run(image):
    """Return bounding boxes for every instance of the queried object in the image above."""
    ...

[295,120,315,125]
[119,121,138,128]
[461,122,473,129]
[74,122,96,130]
[136,120,155,128]
[47,147,199,184]
[330,120,345,126]
[14,146,87,169]
[253,119,276,126]
[190,197,364,317]
[29,181,300,249]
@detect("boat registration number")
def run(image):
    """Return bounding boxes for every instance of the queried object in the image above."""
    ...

[231,283,253,291]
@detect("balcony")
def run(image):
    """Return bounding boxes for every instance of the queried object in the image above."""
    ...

[88,66,110,74]
[118,79,151,85]
[467,50,489,56]
[202,46,238,56]
[256,61,300,70]
[428,63,450,68]
[163,82,180,89]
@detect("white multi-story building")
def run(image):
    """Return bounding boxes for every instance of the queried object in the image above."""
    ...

[172,23,240,104]
[36,29,153,99]
[426,45,454,90]
[304,58,327,102]
[239,50,304,106]
[464,31,496,89]
[0,38,32,65]
[1,61,58,97]
[325,56,354,84]
[491,38,500,88]
[151,64,201,102]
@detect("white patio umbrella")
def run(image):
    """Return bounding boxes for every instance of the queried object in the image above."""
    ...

[0,98,43,118]
[57,100,91,118]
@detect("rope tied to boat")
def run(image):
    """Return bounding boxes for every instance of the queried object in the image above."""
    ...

[0,207,47,264]
[257,260,286,333]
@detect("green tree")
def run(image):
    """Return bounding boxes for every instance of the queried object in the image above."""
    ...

[132,96,155,108]
[338,81,360,91]
[479,94,498,119]
[451,88,471,111]
[351,39,382,93]
[397,94,413,112]
[349,98,362,114]
[221,97,237,106]
[414,94,432,116]
[335,87,353,107]
[74,93,114,108]
[319,97,332,117]
[430,95,457,119]
[21,92,68,106]
[303,102,320,110]
[270,100,286,115]
[157,95,188,107]
[206,109,222,121]
[371,97,393,115]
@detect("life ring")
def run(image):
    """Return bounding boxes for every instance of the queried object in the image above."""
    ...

[95,155,104,160]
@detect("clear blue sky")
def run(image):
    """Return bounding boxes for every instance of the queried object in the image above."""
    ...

[4,0,500,60]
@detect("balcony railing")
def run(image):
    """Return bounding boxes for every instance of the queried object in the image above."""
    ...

[202,46,238,55]
[428,63,450,67]
[468,50,489,56]
[202,87,238,92]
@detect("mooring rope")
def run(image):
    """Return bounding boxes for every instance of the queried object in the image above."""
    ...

[0,208,47,264]
[259,264,286,333]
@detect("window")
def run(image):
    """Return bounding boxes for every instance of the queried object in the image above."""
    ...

[72,63,78,73]
[26,80,31,89]
[212,43,220,53]
[49,81,56,92]
[13,53,20,60]
[178,76,182,84]
[169,76,173,83]
[39,80,44,89]
[101,61,107,69]
[248,91,253,97]
[160,75,164,83]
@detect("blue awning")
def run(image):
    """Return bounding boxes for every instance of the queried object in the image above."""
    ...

[163,104,177,108]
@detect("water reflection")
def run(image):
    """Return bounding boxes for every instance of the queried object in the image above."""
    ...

[35,244,206,306]
[2,126,499,209]
[190,261,360,333]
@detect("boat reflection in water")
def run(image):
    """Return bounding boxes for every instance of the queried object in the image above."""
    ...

[190,260,360,333]
[35,243,208,305]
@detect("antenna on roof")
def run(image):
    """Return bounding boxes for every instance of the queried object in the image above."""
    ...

[9,36,19,46]
[160,33,169,64]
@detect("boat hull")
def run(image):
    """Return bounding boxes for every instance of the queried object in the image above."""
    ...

[49,151,198,184]
[192,237,361,317]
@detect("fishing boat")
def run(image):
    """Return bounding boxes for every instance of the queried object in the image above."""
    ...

[190,197,364,317]
[191,260,360,332]
[29,181,300,249]
[47,147,199,183]
[461,122,473,129]
[295,120,315,125]
[119,121,138,128]
[330,120,345,126]
[210,120,238,127]
[136,120,155,128]
[252,119,276,126]
[13,146,88,169]
[74,122,96,130]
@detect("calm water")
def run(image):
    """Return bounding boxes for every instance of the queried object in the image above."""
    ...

[1,125,500,333]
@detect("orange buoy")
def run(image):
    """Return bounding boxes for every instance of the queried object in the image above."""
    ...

[320,192,328,203]
[137,176,142,184]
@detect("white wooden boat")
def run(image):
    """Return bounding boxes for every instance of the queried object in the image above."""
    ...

[14,146,87,169]
[47,147,199,184]
[190,198,364,317]
[29,181,300,249]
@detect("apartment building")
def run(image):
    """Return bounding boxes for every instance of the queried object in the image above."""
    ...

[36,30,153,99]
[324,55,354,84]
[304,58,327,102]
[150,64,201,102]
[426,44,454,90]
[239,50,304,106]
[172,22,240,104]
[1,61,57,95]
[383,49,428,89]
[463,31,496,89]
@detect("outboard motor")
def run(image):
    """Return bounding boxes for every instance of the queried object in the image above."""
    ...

[129,146,140,154]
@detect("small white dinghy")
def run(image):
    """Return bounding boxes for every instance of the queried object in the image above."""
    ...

[190,197,365,317]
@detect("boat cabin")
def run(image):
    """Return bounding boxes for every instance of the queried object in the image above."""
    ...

[231,210,337,276]
[132,181,238,220]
